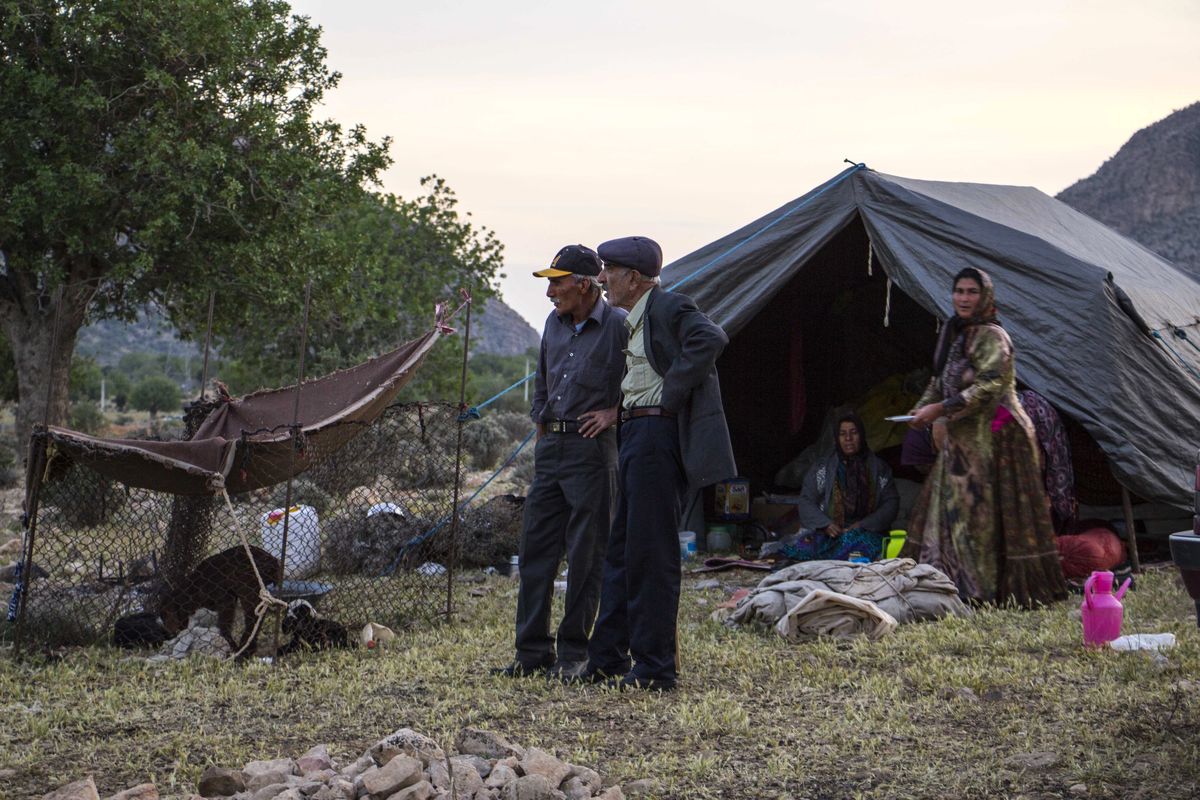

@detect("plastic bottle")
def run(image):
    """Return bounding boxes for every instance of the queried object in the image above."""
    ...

[509,555,520,580]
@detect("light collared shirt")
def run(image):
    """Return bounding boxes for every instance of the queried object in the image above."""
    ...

[620,289,665,410]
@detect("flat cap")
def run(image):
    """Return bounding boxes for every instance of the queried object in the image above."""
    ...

[533,244,602,278]
[597,236,663,278]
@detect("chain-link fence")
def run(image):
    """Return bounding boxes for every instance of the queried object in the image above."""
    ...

[4,402,529,656]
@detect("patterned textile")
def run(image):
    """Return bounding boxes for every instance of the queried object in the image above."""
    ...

[1018,389,1077,532]
[780,528,885,561]
[831,457,873,527]
[905,270,1067,607]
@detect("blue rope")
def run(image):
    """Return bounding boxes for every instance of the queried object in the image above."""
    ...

[1151,330,1200,382]
[1173,327,1200,356]
[667,163,867,293]
[381,427,537,575]
[459,372,535,420]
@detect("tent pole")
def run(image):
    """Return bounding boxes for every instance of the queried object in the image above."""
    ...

[447,290,473,621]
[1118,483,1142,574]
[272,280,314,661]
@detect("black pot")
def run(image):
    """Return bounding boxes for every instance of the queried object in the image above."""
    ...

[1169,531,1200,627]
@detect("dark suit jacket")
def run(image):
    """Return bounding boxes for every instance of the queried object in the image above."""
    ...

[641,286,737,491]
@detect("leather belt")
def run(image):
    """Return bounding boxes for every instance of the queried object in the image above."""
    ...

[546,420,582,434]
[620,406,676,423]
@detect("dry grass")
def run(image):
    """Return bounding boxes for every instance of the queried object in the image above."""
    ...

[1,566,1198,800]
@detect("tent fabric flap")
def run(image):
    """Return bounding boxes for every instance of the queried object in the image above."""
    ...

[37,327,444,497]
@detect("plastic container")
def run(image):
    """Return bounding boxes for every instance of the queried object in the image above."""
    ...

[707,524,734,552]
[260,504,321,579]
[678,531,697,560]
[1081,569,1131,647]
[509,555,520,579]
[884,530,907,559]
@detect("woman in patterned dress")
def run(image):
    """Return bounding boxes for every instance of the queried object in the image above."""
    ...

[905,268,1067,606]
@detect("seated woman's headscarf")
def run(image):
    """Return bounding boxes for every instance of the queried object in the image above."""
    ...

[831,412,874,527]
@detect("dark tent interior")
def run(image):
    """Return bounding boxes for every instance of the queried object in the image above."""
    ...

[714,214,1128,509]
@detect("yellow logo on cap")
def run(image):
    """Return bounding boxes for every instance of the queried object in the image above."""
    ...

[551,254,561,267]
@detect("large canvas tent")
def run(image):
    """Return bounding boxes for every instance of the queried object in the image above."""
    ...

[661,165,1200,509]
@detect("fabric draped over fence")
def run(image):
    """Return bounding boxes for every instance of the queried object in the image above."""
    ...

[38,327,444,496]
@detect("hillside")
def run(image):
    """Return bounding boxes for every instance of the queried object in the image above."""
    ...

[1057,102,1200,279]
[75,295,540,368]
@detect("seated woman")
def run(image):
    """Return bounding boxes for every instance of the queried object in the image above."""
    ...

[786,412,900,561]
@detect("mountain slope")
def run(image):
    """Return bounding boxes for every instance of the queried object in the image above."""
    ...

[1057,102,1200,279]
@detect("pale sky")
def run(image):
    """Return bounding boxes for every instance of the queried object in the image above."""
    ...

[289,0,1200,330]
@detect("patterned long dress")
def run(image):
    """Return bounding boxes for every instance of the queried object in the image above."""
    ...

[905,322,1067,607]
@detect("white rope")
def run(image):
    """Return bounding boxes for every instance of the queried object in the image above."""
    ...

[883,277,892,328]
[220,487,288,660]
[866,240,873,276]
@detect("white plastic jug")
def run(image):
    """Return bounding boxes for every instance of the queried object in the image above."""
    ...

[678,531,697,560]
[260,504,321,579]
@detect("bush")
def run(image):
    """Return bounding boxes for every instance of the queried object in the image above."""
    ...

[461,416,511,471]
[69,401,106,435]
[491,410,535,442]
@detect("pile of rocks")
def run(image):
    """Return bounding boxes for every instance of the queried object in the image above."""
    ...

[40,726,648,800]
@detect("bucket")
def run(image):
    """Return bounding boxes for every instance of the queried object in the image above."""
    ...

[678,531,697,560]
[261,504,321,579]
[884,530,907,559]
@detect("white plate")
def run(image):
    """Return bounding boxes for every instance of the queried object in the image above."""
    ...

[884,415,916,423]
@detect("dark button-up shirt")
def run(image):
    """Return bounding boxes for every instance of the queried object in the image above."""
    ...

[531,296,628,423]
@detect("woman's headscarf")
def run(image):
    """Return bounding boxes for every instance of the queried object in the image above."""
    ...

[932,267,999,375]
[831,412,873,526]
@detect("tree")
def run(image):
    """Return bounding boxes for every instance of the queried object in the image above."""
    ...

[130,375,181,420]
[0,0,391,455]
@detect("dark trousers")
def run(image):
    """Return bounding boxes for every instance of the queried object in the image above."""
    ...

[587,417,687,682]
[514,429,617,665]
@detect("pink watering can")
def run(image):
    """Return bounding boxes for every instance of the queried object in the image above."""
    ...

[1081,570,1132,648]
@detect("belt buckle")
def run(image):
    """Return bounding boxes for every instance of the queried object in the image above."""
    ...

[550,420,568,433]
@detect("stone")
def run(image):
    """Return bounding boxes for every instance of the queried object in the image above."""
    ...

[451,755,490,779]
[597,788,625,800]
[446,766,484,800]
[199,766,246,796]
[560,778,589,800]
[370,729,445,768]
[564,766,600,795]
[309,780,355,800]
[496,757,520,771]
[1068,785,1088,797]
[455,729,525,761]
[42,777,100,800]
[245,773,299,794]
[270,791,304,800]
[297,745,334,775]
[1003,752,1060,771]
[513,775,556,800]
[484,765,518,790]
[622,780,656,798]
[517,750,570,790]
[300,771,336,787]
[104,785,159,800]
[249,784,291,800]
[340,755,376,781]
[386,780,434,800]
[243,759,297,782]
[361,755,423,799]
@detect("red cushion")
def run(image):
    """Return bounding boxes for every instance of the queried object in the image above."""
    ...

[1057,528,1128,579]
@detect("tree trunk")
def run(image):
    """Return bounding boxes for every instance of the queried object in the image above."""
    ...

[0,285,92,465]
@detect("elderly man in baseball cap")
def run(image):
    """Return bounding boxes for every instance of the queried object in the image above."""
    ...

[578,236,736,692]
[493,244,628,681]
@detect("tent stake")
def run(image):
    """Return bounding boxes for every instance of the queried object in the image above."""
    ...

[1118,483,1142,574]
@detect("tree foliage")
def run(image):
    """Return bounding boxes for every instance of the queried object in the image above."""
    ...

[0,0,396,447]
[130,375,181,418]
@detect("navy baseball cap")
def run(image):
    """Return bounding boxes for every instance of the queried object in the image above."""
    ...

[533,244,602,278]
[597,236,663,277]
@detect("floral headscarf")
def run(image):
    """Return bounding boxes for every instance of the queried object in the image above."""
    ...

[932,267,999,374]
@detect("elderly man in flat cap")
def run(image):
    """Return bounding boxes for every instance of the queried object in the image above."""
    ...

[493,244,628,681]
[580,236,736,692]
